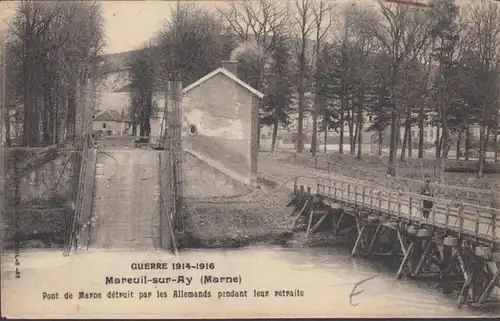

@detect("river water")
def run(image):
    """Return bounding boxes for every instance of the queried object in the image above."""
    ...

[1,245,498,318]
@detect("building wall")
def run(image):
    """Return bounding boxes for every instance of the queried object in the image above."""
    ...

[92,120,129,136]
[251,95,259,181]
[181,73,255,185]
[183,152,253,197]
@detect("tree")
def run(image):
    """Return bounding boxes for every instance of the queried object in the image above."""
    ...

[365,51,392,157]
[129,42,157,137]
[262,37,295,152]
[360,0,433,175]
[329,4,355,155]
[462,0,500,177]
[2,0,104,216]
[219,0,289,148]
[5,0,104,147]
[428,0,462,182]
[316,44,341,153]
[291,0,315,153]
[310,0,334,157]
[157,2,236,86]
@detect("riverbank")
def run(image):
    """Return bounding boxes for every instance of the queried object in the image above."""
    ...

[2,196,69,250]
[180,188,295,249]
[179,179,356,250]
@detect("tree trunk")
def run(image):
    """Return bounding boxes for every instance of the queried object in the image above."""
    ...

[324,121,327,154]
[139,121,146,137]
[439,77,451,185]
[494,127,498,162]
[439,125,450,184]
[312,37,322,158]
[494,113,499,162]
[478,124,486,178]
[408,125,412,158]
[348,102,355,155]
[456,131,461,160]
[311,111,318,157]
[418,103,424,158]
[4,110,11,146]
[434,130,444,177]
[339,81,345,154]
[485,127,490,159]
[352,114,358,156]
[400,120,409,163]
[378,130,383,157]
[401,109,410,162]
[271,111,279,153]
[357,84,364,160]
[465,124,470,160]
[297,40,307,154]
[435,124,441,160]
[357,114,363,160]
[387,102,398,176]
[145,120,151,137]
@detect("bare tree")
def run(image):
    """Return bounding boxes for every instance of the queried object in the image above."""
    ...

[218,0,289,147]
[291,0,315,153]
[218,0,289,88]
[464,0,500,177]
[310,0,334,157]
[4,0,103,148]
[360,0,433,176]
[427,0,464,182]
[158,2,235,86]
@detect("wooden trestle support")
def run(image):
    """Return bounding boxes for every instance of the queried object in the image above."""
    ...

[287,181,500,309]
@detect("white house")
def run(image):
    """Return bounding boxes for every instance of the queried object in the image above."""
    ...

[92,109,131,136]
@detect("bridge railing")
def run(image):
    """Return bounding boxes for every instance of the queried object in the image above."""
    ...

[289,153,499,207]
[316,177,500,244]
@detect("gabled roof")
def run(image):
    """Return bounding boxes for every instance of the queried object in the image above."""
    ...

[93,110,123,122]
[182,68,264,99]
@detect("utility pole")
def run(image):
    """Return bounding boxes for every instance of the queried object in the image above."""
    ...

[0,39,5,248]
[0,39,5,148]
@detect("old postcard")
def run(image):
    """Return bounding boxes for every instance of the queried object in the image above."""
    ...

[1,0,500,318]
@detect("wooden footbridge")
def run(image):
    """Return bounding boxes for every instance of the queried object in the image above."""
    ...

[288,175,500,309]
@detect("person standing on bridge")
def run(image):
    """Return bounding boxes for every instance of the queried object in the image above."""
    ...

[420,179,434,219]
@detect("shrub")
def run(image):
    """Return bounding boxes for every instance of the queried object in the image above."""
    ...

[3,206,70,248]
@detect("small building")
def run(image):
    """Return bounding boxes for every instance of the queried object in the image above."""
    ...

[92,109,132,137]
[180,60,264,185]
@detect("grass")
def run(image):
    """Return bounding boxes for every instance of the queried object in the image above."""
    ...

[278,151,500,192]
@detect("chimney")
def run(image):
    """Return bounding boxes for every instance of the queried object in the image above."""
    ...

[222,60,238,75]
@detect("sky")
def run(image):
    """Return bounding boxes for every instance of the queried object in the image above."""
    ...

[101,0,476,54]
[0,0,483,55]
[100,1,231,54]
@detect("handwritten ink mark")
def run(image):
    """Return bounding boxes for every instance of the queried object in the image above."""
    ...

[349,275,376,307]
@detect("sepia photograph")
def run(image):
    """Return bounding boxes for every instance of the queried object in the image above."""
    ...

[1,0,500,318]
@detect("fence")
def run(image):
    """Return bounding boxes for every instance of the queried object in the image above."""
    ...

[158,79,184,251]
[286,153,500,208]
[70,135,97,251]
[316,177,500,244]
